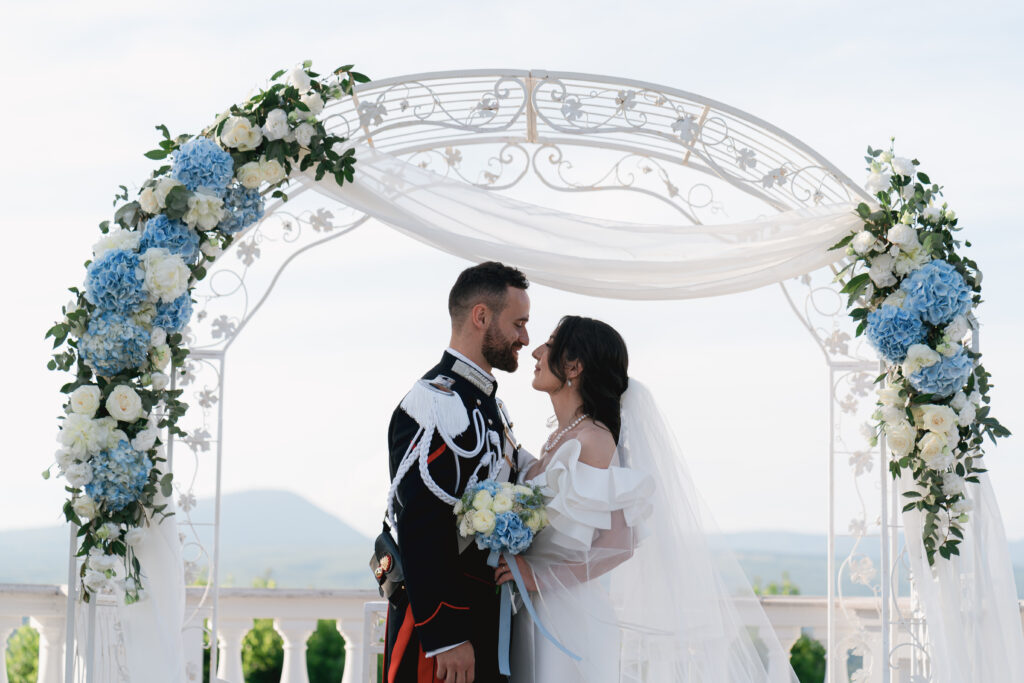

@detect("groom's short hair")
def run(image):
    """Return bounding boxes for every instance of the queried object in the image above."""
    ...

[448,261,529,324]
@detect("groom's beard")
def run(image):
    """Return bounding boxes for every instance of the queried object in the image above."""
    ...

[482,324,521,372]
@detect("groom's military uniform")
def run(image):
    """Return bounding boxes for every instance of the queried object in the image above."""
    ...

[384,350,520,683]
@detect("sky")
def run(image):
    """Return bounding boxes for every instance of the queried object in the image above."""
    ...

[1,1,1022,546]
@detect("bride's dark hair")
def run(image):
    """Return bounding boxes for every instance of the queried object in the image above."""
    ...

[547,315,629,443]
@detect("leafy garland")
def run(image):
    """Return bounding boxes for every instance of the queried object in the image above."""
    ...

[44,62,369,602]
[833,143,1010,565]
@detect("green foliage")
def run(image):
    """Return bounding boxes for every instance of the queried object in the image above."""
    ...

[242,620,284,683]
[5,623,39,683]
[790,635,826,683]
[752,571,801,596]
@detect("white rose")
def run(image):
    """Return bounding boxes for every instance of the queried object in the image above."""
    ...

[92,229,141,259]
[918,432,952,469]
[950,391,968,411]
[138,187,160,214]
[59,413,102,458]
[141,248,189,303]
[922,204,943,223]
[851,231,876,255]
[125,528,146,546]
[150,344,171,371]
[83,569,108,594]
[945,209,957,222]
[262,109,290,142]
[919,405,958,434]
[286,66,311,91]
[525,511,542,532]
[941,472,967,497]
[867,253,897,288]
[472,490,493,511]
[106,385,143,422]
[957,403,976,428]
[865,169,892,194]
[131,426,160,452]
[886,224,920,249]
[891,156,915,177]
[72,495,99,519]
[70,385,102,417]
[236,161,263,189]
[878,404,904,425]
[300,91,324,117]
[514,484,534,496]
[884,420,917,458]
[220,116,264,151]
[154,178,183,208]
[894,246,931,277]
[184,190,225,230]
[471,509,496,534]
[902,344,940,376]
[66,461,93,488]
[294,122,315,147]
[151,372,170,392]
[878,383,906,407]
[491,493,514,514]
[200,241,223,259]
[259,158,287,185]
[951,497,973,514]
[899,183,915,202]
[944,316,969,342]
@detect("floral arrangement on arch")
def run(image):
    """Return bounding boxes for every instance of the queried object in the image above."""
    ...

[44,62,369,602]
[834,144,1010,565]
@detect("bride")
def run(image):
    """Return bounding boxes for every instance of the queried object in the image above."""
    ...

[496,315,799,682]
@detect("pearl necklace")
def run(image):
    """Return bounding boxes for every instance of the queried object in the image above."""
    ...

[543,414,589,454]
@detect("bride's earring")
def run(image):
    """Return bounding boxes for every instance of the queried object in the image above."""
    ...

[567,378,573,387]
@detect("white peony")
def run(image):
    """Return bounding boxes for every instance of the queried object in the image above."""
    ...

[66,461,93,488]
[886,224,920,249]
[125,527,146,546]
[472,490,493,511]
[150,344,171,371]
[894,246,931,277]
[153,178,183,207]
[131,425,160,452]
[851,231,876,255]
[491,492,514,514]
[471,509,496,534]
[72,495,99,519]
[184,190,225,230]
[944,316,969,342]
[59,413,102,458]
[867,253,897,288]
[70,385,102,416]
[294,122,315,147]
[92,229,141,259]
[262,109,290,142]
[902,344,940,376]
[150,327,167,348]
[220,116,264,151]
[151,371,170,391]
[957,403,977,427]
[300,91,324,117]
[286,66,311,91]
[941,472,967,497]
[141,248,189,303]
[919,404,959,434]
[884,420,917,458]
[106,385,143,423]
[236,161,263,189]
[918,432,953,470]
[138,187,160,214]
[260,158,287,185]
[865,169,892,195]
[891,156,916,177]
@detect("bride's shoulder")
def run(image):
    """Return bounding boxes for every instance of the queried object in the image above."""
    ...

[574,424,616,470]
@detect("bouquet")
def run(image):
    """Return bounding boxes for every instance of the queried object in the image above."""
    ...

[455,480,548,554]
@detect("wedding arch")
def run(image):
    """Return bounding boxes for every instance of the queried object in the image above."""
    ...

[46,66,1021,683]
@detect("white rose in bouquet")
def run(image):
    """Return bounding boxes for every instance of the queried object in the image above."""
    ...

[131,425,160,452]
[220,116,264,151]
[525,511,543,532]
[944,315,969,342]
[259,158,287,185]
[886,224,920,249]
[59,413,102,458]
[142,248,189,303]
[922,203,943,223]
[851,231,876,255]
[262,109,291,142]
[92,229,141,259]
[106,385,143,423]
[66,461,94,488]
[492,492,514,514]
[878,405,905,425]
[151,371,170,391]
[294,122,315,147]
[72,495,99,520]
[184,190,225,230]
[884,420,917,458]
[868,253,898,288]
[891,157,916,177]
[236,161,263,189]
[200,241,223,259]
[902,344,940,376]
[950,391,968,411]
[286,66,311,91]
[918,432,953,470]
[472,490,493,511]
[154,178,183,207]
[878,382,906,407]
[70,385,102,417]
[941,472,967,497]
[894,246,931,276]
[138,187,160,214]
[471,509,496,534]
[919,405,958,434]
[300,91,324,117]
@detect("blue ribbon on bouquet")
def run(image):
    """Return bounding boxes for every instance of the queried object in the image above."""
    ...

[487,549,582,675]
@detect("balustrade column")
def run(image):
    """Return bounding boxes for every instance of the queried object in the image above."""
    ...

[30,615,66,683]
[215,617,251,683]
[760,625,803,678]
[0,616,23,683]
[273,618,316,683]
[336,618,364,683]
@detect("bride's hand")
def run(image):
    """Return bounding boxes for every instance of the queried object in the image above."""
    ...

[495,555,537,591]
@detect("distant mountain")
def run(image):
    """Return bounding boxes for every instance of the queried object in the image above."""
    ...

[3,491,1021,598]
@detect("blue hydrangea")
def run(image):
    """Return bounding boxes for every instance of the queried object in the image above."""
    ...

[900,260,972,327]
[139,215,200,263]
[473,480,501,496]
[909,347,973,397]
[218,184,265,234]
[85,440,153,512]
[85,249,147,315]
[865,305,927,363]
[79,310,151,377]
[151,293,193,334]
[171,137,234,195]
[475,511,534,555]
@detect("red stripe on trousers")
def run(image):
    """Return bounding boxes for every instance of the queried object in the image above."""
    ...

[388,606,414,683]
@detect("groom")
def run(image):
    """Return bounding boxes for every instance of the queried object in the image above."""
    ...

[384,262,531,683]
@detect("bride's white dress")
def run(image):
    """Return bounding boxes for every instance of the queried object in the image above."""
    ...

[510,380,799,682]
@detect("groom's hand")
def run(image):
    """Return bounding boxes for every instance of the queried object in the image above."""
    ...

[435,642,474,683]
